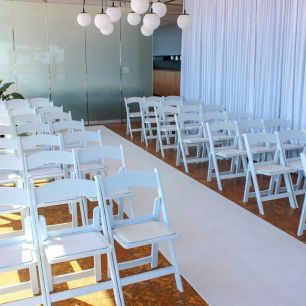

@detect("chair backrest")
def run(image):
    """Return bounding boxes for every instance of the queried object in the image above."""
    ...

[0,154,23,172]
[0,124,16,137]
[100,169,169,224]
[19,134,62,152]
[145,96,162,103]
[262,118,291,132]
[16,122,51,136]
[182,99,201,106]
[236,119,264,133]
[0,115,10,125]
[61,129,102,149]
[9,107,35,116]
[74,145,126,176]
[163,96,181,101]
[0,137,19,154]
[179,104,202,115]
[207,120,236,134]
[43,111,72,123]
[161,98,181,107]
[124,97,143,115]
[28,97,53,108]
[226,111,252,121]
[276,130,306,144]
[6,99,28,110]
[51,119,85,134]
[243,132,278,147]
[37,105,63,115]
[203,111,226,122]
[24,150,74,171]
[202,104,225,112]
[0,187,29,208]
[11,114,42,125]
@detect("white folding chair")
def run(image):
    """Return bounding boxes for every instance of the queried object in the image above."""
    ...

[243,132,297,215]
[72,145,134,221]
[9,107,35,117]
[155,105,179,158]
[28,97,54,109]
[23,150,84,227]
[161,96,181,107]
[140,100,160,147]
[276,130,306,195]
[262,118,291,133]
[297,153,306,236]
[202,104,225,112]
[206,121,247,191]
[124,97,143,139]
[0,187,44,305]
[51,119,85,134]
[175,112,208,173]
[99,169,183,294]
[15,122,51,136]
[60,129,102,151]
[31,178,124,305]
[43,111,72,123]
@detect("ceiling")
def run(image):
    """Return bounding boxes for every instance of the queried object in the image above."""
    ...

[8,0,183,26]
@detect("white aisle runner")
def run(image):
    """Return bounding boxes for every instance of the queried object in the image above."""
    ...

[90,126,306,306]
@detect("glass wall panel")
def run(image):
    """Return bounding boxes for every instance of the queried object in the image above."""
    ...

[12,1,49,98]
[47,3,87,121]
[86,5,121,122]
[121,8,153,101]
[0,1,15,88]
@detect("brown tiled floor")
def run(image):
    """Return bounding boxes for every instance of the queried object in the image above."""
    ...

[106,122,306,244]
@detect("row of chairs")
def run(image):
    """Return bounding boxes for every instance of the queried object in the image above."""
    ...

[0,98,183,305]
[124,97,306,236]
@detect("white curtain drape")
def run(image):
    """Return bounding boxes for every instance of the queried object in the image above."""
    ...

[181,0,306,129]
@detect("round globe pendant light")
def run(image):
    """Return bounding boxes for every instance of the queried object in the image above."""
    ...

[95,0,111,29]
[141,25,153,36]
[143,10,160,31]
[77,0,91,27]
[177,0,192,30]
[101,23,114,35]
[106,2,121,23]
[152,0,167,18]
[127,12,141,26]
[131,0,149,15]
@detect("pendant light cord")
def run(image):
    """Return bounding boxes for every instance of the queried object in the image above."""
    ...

[82,0,85,13]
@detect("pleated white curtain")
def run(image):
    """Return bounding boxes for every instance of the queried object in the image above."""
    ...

[181,0,306,129]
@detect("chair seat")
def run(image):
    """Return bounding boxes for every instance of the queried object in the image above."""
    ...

[255,163,295,176]
[183,136,207,144]
[69,162,106,174]
[113,221,178,247]
[215,147,246,158]
[28,166,64,180]
[44,231,109,262]
[0,243,34,268]
[0,204,25,213]
[287,159,303,171]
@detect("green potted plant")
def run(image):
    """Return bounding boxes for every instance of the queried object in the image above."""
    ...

[0,80,24,101]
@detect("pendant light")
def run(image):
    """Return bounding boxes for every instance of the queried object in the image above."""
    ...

[127,12,141,26]
[131,0,150,15]
[106,2,122,23]
[77,0,91,27]
[141,25,154,36]
[152,0,167,18]
[101,23,114,35]
[143,3,160,31]
[95,0,111,30]
[177,0,192,30]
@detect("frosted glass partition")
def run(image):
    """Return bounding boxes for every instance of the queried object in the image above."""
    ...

[86,5,121,122]
[121,9,153,100]
[0,1,153,122]
[47,3,87,121]
[0,1,15,86]
[13,2,50,98]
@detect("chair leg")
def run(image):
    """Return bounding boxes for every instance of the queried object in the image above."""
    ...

[29,265,39,295]
[107,252,125,306]
[168,241,183,292]
[298,195,306,236]
[94,255,102,282]
[251,171,265,215]
[70,202,78,227]
[127,117,133,138]
[211,153,222,191]
[243,170,252,202]
[45,261,54,293]
[283,173,298,209]
[127,197,135,218]
[151,243,159,268]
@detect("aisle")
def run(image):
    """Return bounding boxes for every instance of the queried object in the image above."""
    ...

[93,125,306,306]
